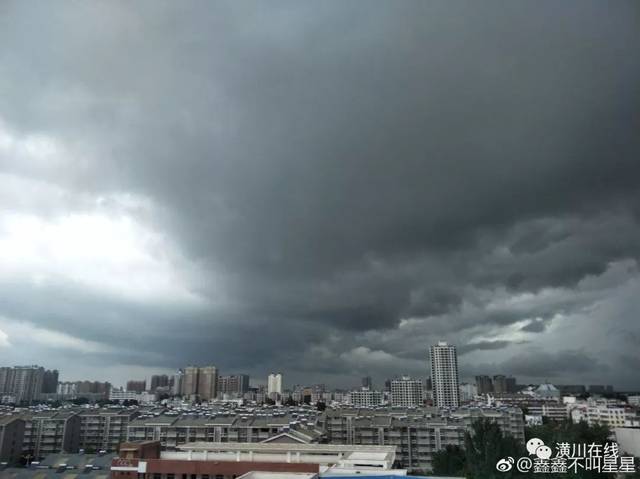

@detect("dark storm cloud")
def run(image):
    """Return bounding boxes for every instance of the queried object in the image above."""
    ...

[458,340,523,356]
[520,319,549,334]
[0,0,639,387]
[505,350,610,379]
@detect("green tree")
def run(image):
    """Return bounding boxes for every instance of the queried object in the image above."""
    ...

[464,418,527,479]
[432,445,465,477]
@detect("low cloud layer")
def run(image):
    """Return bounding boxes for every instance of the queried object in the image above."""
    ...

[0,1,639,389]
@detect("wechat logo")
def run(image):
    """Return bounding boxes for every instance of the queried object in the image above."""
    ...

[527,438,552,459]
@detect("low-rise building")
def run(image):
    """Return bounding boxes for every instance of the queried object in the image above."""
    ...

[111,440,401,479]
[1,450,116,477]
[570,404,628,428]
[525,403,569,421]
[22,410,81,459]
[109,388,157,404]
[323,406,524,472]
[126,411,325,448]
[78,408,139,453]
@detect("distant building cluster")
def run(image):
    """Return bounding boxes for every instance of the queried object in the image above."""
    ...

[475,374,517,395]
[0,339,639,475]
[0,366,58,404]
[55,380,112,401]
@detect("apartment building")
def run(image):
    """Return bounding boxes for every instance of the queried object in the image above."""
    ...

[390,377,423,407]
[218,374,250,398]
[0,415,25,464]
[150,375,170,392]
[349,388,383,407]
[492,375,517,393]
[571,404,629,428]
[22,410,81,459]
[78,408,139,452]
[182,366,200,397]
[429,342,460,409]
[323,406,524,472]
[268,373,283,401]
[526,403,569,421]
[198,366,219,401]
[126,411,324,449]
[0,366,46,404]
[126,380,147,393]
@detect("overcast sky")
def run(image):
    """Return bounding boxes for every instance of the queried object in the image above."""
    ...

[0,1,639,390]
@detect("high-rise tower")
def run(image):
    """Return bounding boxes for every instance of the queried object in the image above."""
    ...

[429,341,459,408]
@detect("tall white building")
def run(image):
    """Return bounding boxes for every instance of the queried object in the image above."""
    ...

[390,376,423,407]
[430,341,460,408]
[267,373,283,399]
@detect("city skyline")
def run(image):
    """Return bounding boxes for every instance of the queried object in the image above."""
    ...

[0,1,639,389]
[0,359,627,396]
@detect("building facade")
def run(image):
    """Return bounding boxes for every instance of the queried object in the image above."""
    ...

[493,375,517,393]
[218,374,250,398]
[150,375,170,391]
[475,375,493,395]
[182,366,200,398]
[41,369,59,394]
[198,366,219,401]
[127,380,147,393]
[22,410,81,459]
[0,416,25,464]
[78,409,140,453]
[268,373,283,400]
[349,388,383,407]
[429,342,459,409]
[323,406,524,472]
[390,377,423,407]
[126,411,324,449]
[0,366,45,403]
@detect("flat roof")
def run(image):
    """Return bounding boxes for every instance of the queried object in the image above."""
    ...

[238,472,317,479]
[165,442,397,469]
[177,442,396,454]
